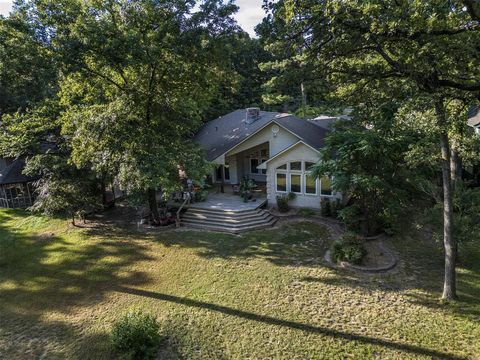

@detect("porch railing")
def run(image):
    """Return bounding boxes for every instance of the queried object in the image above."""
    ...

[175,192,191,228]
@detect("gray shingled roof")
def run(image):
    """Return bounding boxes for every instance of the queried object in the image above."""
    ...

[309,115,351,130]
[193,109,330,161]
[468,106,480,127]
[0,158,34,185]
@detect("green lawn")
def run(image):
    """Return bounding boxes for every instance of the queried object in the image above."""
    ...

[0,208,479,359]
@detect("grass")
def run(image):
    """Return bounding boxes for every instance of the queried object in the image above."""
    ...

[0,207,479,359]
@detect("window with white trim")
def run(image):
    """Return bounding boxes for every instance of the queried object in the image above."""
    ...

[305,173,317,195]
[290,173,302,193]
[249,149,268,175]
[320,176,332,195]
[276,173,287,192]
[273,161,332,196]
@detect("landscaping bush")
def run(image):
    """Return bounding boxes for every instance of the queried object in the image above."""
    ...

[276,192,296,212]
[194,189,208,202]
[320,198,331,217]
[331,232,366,265]
[111,310,161,360]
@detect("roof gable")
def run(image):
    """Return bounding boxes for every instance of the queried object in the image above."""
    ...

[0,158,34,185]
[193,109,329,161]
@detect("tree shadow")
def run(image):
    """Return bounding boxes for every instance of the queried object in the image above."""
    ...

[299,230,480,321]
[154,221,332,267]
[0,209,153,359]
[117,286,466,360]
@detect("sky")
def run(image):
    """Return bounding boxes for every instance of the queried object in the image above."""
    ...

[0,0,264,37]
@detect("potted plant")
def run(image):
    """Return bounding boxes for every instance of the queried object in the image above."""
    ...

[239,178,256,203]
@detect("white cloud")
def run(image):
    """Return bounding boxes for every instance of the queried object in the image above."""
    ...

[234,0,266,37]
[0,0,266,37]
[0,1,12,17]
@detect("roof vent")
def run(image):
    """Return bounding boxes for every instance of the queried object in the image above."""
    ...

[245,107,260,125]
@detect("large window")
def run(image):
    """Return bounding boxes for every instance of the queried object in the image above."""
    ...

[305,174,317,194]
[276,173,287,192]
[320,176,332,195]
[250,149,268,175]
[274,161,333,196]
[290,174,302,193]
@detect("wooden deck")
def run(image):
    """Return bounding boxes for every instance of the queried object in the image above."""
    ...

[187,192,267,212]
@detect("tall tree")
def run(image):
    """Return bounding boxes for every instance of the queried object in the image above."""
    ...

[0,8,57,116]
[25,0,239,219]
[265,0,480,299]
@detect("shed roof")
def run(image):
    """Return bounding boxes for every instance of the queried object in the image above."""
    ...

[193,109,330,161]
[468,106,480,127]
[0,158,35,185]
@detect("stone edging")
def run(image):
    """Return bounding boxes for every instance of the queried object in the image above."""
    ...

[270,213,398,273]
[324,238,398,273]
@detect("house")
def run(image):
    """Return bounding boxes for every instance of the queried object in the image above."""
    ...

[193,108,342,210]
[0,157,36,208]
[468,106,480,135]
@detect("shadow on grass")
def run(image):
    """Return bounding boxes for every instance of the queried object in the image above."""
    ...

[300,230,480,321]
[118,286,467,360]
[155,221,332,267]
[0,209,153,358]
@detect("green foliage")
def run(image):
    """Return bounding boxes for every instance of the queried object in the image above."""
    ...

[111,310,161,360]
[194,189,208,202]
[310,117,422,235]
[1,0,241,217]
[239,178,256,202]
[320,198,331,217]
[25,154,102,223]
[276,192,296,212]
[0,14,57,114]
[331,232,366,265]
[427,184,480,245]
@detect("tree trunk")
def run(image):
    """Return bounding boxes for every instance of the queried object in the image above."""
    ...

[147,188,160,221]
[450,140,462,191]
[436,101,457,300]
[71,212,76,226]
[101,179,107,207]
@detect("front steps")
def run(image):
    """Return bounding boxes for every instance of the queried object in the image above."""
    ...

[181,207,277,233]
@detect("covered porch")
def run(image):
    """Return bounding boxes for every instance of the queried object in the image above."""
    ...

[211,142,269,186]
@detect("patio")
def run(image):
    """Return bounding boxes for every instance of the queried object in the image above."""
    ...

[188,191,267,212]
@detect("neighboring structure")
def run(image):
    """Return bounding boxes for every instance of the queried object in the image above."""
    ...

[193,108,344,209]
[468,106,480,135]
[0,157,36,208]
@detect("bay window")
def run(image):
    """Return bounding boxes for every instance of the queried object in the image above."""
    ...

[274,161,332,197]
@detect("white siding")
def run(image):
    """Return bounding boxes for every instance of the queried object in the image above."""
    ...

[266,143,341,209]
[226,155,237,183]
[226,123,299,158]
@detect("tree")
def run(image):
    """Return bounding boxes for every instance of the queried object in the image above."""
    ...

[25,153,102,225]
[0,10,57,116]
[25,0,239,219]
[312,108,425,236]
[265,0,480,299]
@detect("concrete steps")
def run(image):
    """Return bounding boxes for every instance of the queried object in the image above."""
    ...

[181,206,277,233]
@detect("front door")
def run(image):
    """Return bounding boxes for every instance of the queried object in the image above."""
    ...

[215,164,230,183]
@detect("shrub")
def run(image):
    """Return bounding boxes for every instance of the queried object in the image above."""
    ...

[320,198,331,217]
[276,195,290,212]
[111,310,161,360]
[276,192,296,212]
[337,205,362,232]
[330,199,342,219]
[331,232,366,265]
[194,189,208,202]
